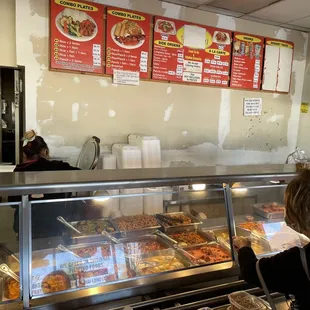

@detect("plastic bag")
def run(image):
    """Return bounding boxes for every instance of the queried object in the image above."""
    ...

[286,147,309,164]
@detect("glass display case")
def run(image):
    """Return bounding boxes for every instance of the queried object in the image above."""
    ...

[0,164,305,310]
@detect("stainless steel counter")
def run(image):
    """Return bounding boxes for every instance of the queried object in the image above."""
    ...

[0,164,297,195]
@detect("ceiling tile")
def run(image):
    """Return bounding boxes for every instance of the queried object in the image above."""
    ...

[241,15,282,26]
[282,23,310,32]
[249,0,310,24]
[198,5,244,17]
[159,0,200,8]
[288,15,310,28]
[175,0,211,4]
[207,0,280,14]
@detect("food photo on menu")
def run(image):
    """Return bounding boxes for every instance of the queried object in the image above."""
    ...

[105,8,151,78]
[112,20,146,48]
[56,8,97,40]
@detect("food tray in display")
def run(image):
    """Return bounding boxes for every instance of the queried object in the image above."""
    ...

[0,275,20,301]
[253,202,285,219]
[182,242,232,266]
[237,222,266,237]
[112,215,161,237]
[130,248,192,276]
[204,226,250,245]
[155,212,202,232]
[164,228,214,248]
[117,234,173,256]
[69,218,119,244]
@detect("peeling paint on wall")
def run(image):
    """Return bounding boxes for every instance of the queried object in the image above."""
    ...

[164,104,174,122]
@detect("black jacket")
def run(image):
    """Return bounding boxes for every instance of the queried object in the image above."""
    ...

[238,244,310,309]
[9,158,80,237]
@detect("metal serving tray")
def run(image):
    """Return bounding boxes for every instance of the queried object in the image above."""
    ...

[69,218,119,244]
[237,221,266,237]
[164,228,214,248]
[204,226,250,243]
[129,248,192,276]
[111,215,161,237]
[181,242,232,266]
[116,234,173,256]
[156,212,202,232]
[253,203,285,220]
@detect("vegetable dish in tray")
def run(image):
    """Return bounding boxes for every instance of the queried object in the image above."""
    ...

[73,219,116,235]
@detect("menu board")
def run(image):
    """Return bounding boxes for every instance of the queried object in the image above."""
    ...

[50,0,105,74]
[230,33,264,90]
[152,17,232,86]
[262,38,294,93]
[105,7,151,79]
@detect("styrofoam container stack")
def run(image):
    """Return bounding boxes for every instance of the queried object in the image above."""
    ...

[112,143,143,216]
[128,134,161,168]
[128,135,162,214]
[101,152,117,170]
[112,143,142,169]
[143,188,163,215]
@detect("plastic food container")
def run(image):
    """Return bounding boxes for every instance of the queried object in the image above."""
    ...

[229,291,268,310]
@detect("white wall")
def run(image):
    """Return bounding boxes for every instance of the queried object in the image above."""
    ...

[0,0,16,67]
[15,0,309,167]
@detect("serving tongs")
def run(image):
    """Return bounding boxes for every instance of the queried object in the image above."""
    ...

[101,231,120,244]
[0,244,20,263]
[57,216,82,235]
[0,264,19,282]
[155,230,177,245]
[56,244,81,259]
[157,214,184,226]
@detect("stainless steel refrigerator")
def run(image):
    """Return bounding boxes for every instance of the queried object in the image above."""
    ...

[0,66,25,165]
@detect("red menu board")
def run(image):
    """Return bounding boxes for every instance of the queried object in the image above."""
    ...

[230,33,264,90]
[50,0,104,74]
[105,7,151,79]
[152,17,232,87]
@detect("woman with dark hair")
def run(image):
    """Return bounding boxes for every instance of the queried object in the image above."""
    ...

[234,170,310,309]
[10,130,80,239]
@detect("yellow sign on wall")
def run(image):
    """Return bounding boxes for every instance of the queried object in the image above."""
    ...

[301,102,309,114]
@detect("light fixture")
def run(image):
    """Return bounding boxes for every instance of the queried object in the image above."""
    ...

[192,184,207,191]
[93,190,110,202]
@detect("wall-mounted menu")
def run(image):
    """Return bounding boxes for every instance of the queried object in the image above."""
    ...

[230,33,264,90]
[50,0,105,74]
[105,7,151,79]
[262,38,294,93]
[152,17,232,87]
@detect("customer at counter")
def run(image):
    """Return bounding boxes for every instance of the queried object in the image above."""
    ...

[9,130,80,239]
[234,170,310,309]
